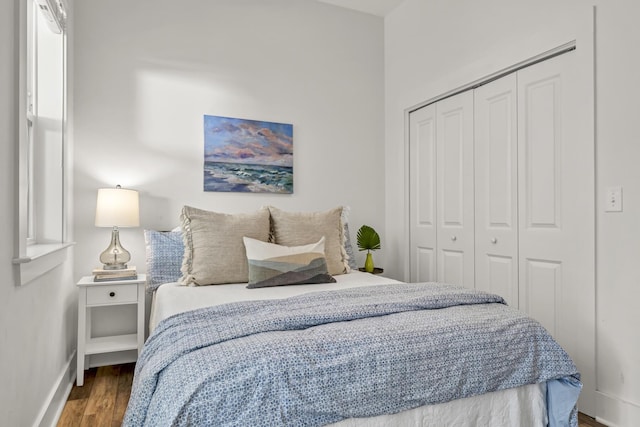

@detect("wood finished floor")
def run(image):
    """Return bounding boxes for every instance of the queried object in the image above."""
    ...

[58,363,134,427]
[58,363,607,427]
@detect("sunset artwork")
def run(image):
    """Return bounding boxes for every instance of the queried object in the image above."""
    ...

[203,115,293,193]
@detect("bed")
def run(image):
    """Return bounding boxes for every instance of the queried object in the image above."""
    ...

[123,206,581,427]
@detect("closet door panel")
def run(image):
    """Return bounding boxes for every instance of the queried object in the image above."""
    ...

[522,259,562,336]
[522,78,562,229]
[486,255,515,303]
[474,74,518,306]
[436,91,474,288]
[518,54,577,315]
[409,104,437,282]
[441,249,465,285]
[517,51,595,411]
[416,248,435,283]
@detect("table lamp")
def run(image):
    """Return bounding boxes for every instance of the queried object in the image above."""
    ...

[95,185,140,270]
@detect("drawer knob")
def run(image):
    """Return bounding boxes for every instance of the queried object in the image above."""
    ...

[109,291,116,297]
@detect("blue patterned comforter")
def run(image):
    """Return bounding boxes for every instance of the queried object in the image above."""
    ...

[124,283,581,426]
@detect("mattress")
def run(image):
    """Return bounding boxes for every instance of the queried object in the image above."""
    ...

[145,272,557,427]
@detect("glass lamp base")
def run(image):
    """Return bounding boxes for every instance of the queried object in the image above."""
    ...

[99,228,131,270]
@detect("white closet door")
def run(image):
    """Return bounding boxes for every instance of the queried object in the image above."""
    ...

[517,52,595,411]
[409,104,437,282]
[436,91,475,288]
[474,74,519,306]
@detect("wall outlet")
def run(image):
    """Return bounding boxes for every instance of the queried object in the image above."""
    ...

[605,186,623,212]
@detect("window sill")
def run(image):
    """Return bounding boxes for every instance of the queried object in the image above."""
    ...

[13,242,75,286]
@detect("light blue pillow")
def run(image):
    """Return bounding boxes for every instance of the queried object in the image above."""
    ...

[144,229,184,291]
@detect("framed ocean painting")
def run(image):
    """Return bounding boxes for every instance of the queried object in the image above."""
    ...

[203,115,293,193]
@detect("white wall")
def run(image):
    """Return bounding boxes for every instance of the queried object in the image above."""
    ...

[72,0,384,339]
[385,0,640,425]
[0,0,77,426]
[593,3,640,425]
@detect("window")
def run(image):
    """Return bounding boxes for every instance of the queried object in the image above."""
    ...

[14,0,71,285]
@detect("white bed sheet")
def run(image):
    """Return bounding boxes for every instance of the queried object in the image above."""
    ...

[330,382,546,427]
[149,271,402,333]
[148,271,547,427]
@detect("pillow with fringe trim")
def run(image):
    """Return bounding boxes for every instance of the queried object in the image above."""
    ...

[180,206,271,285]
[341,207,358,271]
[267,206,349,276]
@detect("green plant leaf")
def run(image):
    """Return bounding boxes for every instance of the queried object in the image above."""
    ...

[356,225,381,252]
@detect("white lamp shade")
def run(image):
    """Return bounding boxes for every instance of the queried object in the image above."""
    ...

[95,187,140,227]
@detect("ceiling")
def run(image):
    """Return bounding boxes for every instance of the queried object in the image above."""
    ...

[315,0,405,17]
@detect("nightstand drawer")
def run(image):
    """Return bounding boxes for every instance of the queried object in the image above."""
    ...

[86,284,138,306]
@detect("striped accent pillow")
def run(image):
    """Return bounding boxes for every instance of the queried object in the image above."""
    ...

[244,236,336,289]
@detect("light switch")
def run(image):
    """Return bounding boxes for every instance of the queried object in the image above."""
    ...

[605,186,622,212]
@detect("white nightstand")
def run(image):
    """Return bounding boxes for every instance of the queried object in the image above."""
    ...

[76,274,146,386]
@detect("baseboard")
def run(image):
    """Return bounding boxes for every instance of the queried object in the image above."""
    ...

[596,390,640,427]
[33,351,76,427]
